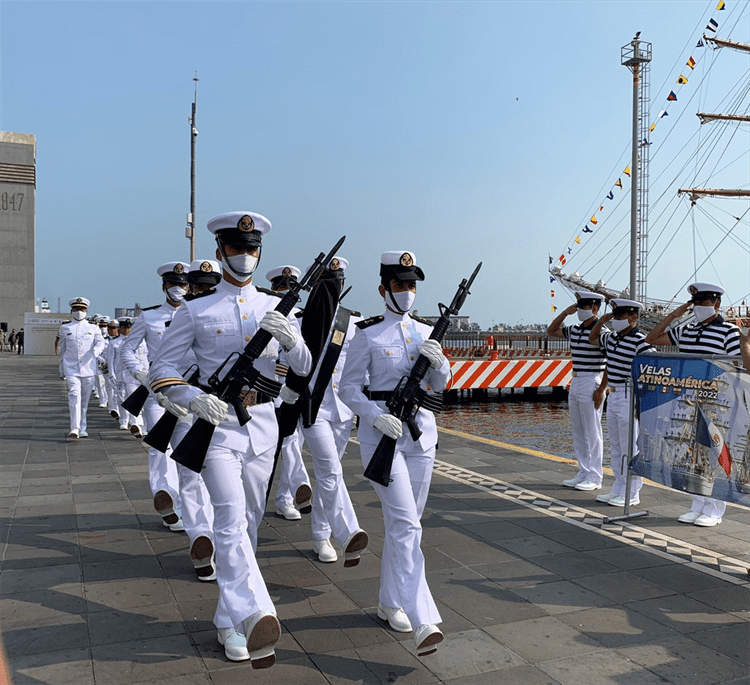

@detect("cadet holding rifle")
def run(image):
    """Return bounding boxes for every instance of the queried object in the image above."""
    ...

[148,212,312,668]
[339,251,454,658]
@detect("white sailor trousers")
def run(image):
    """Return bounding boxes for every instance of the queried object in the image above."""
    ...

[201,443,276,629]
[303,417,359,544]
[66,375,95,432]
[142,396,181,503]
[360,441,441,630]
[118,382,144,431]
[606,387,642,498]
[689,494,727,518]
[274,426,310,509]
[568,373,604,484]
[106,375,119,414]
[94,371,108,405]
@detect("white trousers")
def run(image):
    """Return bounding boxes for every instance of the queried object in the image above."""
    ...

[106,375,119,414]
[606,388,642,499]
[688,495,727,518]
[118,383,144,431]
[202,443,276,629]
[274,426,310,509]
[568,374,604,484]
[303,418,359,544]
[360,441,441,630]
[66,375,95,432]
[142,396,181,503]
[94,372,108,405]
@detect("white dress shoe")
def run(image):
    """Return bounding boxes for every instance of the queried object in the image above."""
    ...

[313,539,338,563]
[110,410,120,419]
[608,496,640,506]
[562,475,584,488]
[190,535,216,581]
[678,511,701,524]
[241,611,280,670]
[377,604,412,633]
[295,483,313,513]
[118,424,129,430]
[79,431,89,438]
[130,424,143,438]
[414,624,443,656]
[218,628,250,661]
[596,491,617,503]
[694,514,722,527]
[68,429,80,439]
[574,480,602,491]
[343,529,368,568]
[275,504,302,521]
[98,403,108,408]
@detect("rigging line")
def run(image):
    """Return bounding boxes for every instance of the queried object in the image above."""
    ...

[693,202,698,278]
[647,196,689,268]
[693,213,728,292]
[647,205,694,282]
[695,201,750,252]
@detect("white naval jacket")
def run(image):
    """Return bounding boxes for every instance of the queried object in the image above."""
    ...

[149,279,312,455]
[339,308,450,451]
[113,335,148,386]
[58,320,106,378]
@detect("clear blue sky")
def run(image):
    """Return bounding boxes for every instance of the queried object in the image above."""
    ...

[2,1,747,326]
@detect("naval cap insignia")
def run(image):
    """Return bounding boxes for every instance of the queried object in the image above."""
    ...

[329,258,340,271]
[688,285,698,295]
[200,261,212,273]
[75,297,83,304]
[400,252,413,267]
[173,263,184,274]
[282,267,292,277]
[238,215,255,232]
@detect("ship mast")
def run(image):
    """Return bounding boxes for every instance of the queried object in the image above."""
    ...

[622,34,652,303]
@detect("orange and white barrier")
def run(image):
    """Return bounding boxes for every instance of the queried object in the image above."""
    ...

[447,358,572,390]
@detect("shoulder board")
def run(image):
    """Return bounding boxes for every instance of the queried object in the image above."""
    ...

[254,286,284,298]
[341,307,360,317]
[356,315,384,329]
[409,313,433,326]
[184,288,216,302]
[141,304,161,311]
[62,320,74,325]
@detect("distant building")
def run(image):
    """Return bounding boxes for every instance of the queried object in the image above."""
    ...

[421,314,472,331]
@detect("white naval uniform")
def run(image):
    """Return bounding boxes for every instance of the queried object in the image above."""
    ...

[104,337,122,417]
[149,279,312,630]
[113,336,147,432]
[58,320,106,433]
[94,331,109,406]
[273,409,310,511]
[339,309,450,630]
[300,307,363,546]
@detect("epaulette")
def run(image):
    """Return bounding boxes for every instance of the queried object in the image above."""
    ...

[141,304,161,311]
[356,315,384,329]
[255,286,284,298]
[409,313,434,327]
[184,288,216,302]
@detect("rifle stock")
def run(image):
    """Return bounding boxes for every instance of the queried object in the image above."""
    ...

[121,384,149,416]
[362,436,397,486]
[170,419,217,473]
[143,412,179,453]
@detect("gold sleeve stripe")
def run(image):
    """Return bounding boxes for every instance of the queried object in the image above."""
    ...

[150,378,189,392]
[275,363,289,377]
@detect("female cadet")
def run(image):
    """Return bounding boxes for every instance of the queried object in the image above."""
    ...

[339,251,450,656]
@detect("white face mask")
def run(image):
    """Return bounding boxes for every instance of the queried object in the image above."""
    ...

[577,308,594,322]
[693,305,716,323]
[388,290,416,313]
[72,311,86,321]
[166,286,186,302]
[226,254,258,277]
[611,318,632,332]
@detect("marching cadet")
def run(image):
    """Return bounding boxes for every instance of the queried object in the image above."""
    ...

[547,291,607,492]
[339,251,450,657]
[94,316,111,408]
[265,265,313,521]
[188,258,222,295]
[104,320,121,419]
[646,282,740,527]
[58,298,106,438]
[121,262,190,534]
[112,318,147,435]
[149,211,312,667]
[589,299,654,506]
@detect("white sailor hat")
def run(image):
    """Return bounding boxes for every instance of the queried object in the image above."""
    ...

[117,317,133,327]
[98,316,110,324]
[187,259,221,286]
[688,282,724,300]
[574,291,605,306]
[106,319,118,327]
[157,261,190,284]
[380,251,424,281]
[207,211,271,247]
[326,256,348,272]
[610,298,643,314]
[265,265,302,283]
[69,297,90,309]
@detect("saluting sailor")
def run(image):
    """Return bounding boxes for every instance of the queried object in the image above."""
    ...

[646,282,739,527]
[339,251,450,657]
[148,212,312,667]
[58,297,106,438]
[547,291,607,492]
[589,299,654,506]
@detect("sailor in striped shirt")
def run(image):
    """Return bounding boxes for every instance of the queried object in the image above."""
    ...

[589,299,654,506]
[548,291,607,491]
[646,282,739,526]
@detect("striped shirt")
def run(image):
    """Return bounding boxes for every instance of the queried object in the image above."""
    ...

[599,328,654,385]
[667,315,741,357]
[562,321,606,373]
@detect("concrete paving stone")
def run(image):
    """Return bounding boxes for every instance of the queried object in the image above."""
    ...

[440,582,548,626]
[262,558,345,590]
[425,565,494,599]
[455,519,536,542]
[573,569,677,604]
[689,621,750,666]
[0,586,87,629]
[13,503,77,517]
[79,537,154,563]
[536,649,669,685]
[2,616,90,658]
[616,634,750,684]
[485,615,604,663]
[75,500,135,515]
[428,598,478,635]
[1,542,80,570]
[274,583,362,620]
[193,624,306,669]
[586,544,677,571]
[176,598,217,634]
[256,541,311,567]
[335,576,387,611]
[433,508,510,527]
[633,562,732,595]
[74,491,131,505]
[687,585,750,620]
[281,613,388,654]
[532,552,621,581]
[626,593,747,635]
[0,562,81,595]
[71,481,124,494]
[158,552,199,578]
[9,646,94,685]
[85,577,175,613]
[470,558,564,589]
[70,474,121,484]
[421,523,482,548]
[166,575,220,605]
[421,544,465,571]
[87,602,186,646]
[207,656,329,685]
[17,484,72,496]
[90,633,204,685]
[510,580,614,616]
[436,539,520,566]
[550,529,625,552]
[82,555,164,583]
[443,664,564,685]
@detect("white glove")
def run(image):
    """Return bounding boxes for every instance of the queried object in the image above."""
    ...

[280,384,300,404]
[135,368,150,385]
[419,339,446,369]
[156,392,189,418]
[189,394,229,425]
[374,413,403,440]
[260,310,297,350]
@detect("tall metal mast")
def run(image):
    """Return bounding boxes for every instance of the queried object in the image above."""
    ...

[622,35,652,302]
[186,73,199,262]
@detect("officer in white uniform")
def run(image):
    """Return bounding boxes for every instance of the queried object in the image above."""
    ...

[58,298,106,438]
[589,299,654,506]
[547,291,607,491]
[104,320,121,419]
[149,211,312,667]
[265,265,313,521]
[93,316,110,407]
[647,282,740,526]
[339,251,449,657]
[113,318,147,436]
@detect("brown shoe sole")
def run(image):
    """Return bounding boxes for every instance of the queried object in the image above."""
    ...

[190,536,213,567]
[247,615,281,653]
[154,490,177,524]
[343,530,368,568]
[417,632,443,656]
[295,483,312,506]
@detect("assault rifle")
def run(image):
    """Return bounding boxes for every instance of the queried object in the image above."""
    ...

[143,365,201,453]
[363,262,481,486]
[170,236,346,473]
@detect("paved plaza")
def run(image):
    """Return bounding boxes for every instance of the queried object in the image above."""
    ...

[1,355,749,684]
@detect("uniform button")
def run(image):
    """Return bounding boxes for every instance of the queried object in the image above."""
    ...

[332,369,337,374]
[410,355,415,360]
[239,298,245,303]
[386,351,391,356]
[243,314,248,320]
[333,384,338,389]
[217,329,222,334]
[406,338,411,343]
[245,336,251,341]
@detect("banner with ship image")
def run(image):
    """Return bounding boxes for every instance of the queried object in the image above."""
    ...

[632,354,750,508]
